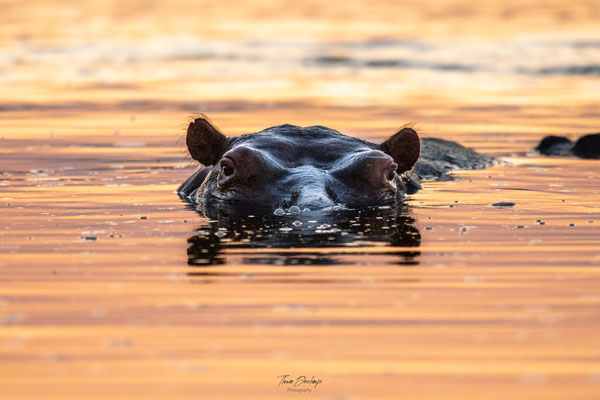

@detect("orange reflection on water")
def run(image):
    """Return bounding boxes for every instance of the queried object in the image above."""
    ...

[1,0,600,398]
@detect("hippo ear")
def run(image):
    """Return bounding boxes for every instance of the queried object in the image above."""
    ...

[380,127,420,173]
[186,116,229,165]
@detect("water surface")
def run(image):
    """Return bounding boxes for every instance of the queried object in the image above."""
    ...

[1,1,600,398]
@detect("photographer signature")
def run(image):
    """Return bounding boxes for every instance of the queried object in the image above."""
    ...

[277,375,323,393]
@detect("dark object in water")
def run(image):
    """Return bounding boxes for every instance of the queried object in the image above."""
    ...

[535,133,600,159]
[179,115,498,211]
[491,201,516,208]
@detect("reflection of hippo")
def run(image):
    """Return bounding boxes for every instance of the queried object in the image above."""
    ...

[186,203,421,266]
[535,133,600,159]
[178,115,498,211]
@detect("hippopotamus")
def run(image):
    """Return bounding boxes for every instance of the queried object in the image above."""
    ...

[178,116,498,211]
[534,133,600,159]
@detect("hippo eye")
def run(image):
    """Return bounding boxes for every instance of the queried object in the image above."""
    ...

[219,159,235,178]
[222,165,234,177]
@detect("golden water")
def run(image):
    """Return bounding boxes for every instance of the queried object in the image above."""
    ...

[1,1,600,398]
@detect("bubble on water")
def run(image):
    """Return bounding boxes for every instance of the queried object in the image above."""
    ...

[292,220,303,227]
[273,208,285,216]
[215,231,227,238]
[288,206,301,215]
[279,227,293,232]
[302,208,311,212]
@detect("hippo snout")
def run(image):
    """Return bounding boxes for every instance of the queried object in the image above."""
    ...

[284,167,339,209]
[295,188,337,209]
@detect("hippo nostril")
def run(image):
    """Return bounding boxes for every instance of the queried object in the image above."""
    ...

[325,186,341,204]
[386,170,395,181]
[281,191,300,208]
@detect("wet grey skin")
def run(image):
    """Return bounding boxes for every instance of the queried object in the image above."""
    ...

[178,116,498,212]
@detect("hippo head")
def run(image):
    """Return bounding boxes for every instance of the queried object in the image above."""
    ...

[181,116,420,211]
